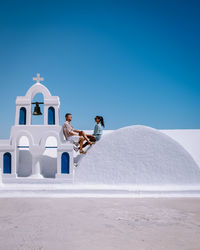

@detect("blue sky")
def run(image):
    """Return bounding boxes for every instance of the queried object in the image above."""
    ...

[0,0,199,138]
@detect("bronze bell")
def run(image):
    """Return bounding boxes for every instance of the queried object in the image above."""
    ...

[32,102,42,115]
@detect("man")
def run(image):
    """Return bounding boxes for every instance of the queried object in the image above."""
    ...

[63,113,93,154]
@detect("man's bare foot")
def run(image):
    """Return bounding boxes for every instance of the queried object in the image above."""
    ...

[80,150,86,154]
[74,142,79,147]
[73,146,79,152]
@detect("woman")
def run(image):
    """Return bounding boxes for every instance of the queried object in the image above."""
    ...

[92,115,104,141]
[78,116,105,152]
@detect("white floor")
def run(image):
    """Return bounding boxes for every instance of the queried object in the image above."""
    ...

[0,198,199,250]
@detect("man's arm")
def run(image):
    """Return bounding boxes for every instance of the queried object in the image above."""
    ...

[69,129,83,136]
[73,129,81,134]
[69,131,77,136]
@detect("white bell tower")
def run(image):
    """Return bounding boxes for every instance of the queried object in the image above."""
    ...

[0,74,74,183]
[15,73,60,126]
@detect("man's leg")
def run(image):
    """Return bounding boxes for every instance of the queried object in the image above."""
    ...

[79,131,93,144]
[79,136,85,151]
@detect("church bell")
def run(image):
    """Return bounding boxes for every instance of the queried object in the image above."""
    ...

[32,102,43,115]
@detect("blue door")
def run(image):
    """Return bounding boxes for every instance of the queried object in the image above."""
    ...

[48,107,55,125]
[61,152,69,174]
[19,107,26,125]
[3,152,11,174]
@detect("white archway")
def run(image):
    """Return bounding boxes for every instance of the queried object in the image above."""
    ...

[25,83,52,100]
[40,135,58,178]
[39,131,61,149]
[17,135,32,177]
[11,130,34,147]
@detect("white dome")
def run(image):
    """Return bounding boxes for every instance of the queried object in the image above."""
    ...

[74,125,200,185]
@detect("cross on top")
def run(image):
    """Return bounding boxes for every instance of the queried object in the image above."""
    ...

[33,73,44,83]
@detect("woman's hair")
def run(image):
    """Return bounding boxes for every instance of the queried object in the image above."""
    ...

[96,116,105,127]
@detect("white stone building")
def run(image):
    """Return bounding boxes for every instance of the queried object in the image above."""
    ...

[0,74,74,183]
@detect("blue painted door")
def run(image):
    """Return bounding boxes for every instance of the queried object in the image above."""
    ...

[3,152,11,174]
[19,107,26,125]
[61,152,69,174]
[48,107,55,125]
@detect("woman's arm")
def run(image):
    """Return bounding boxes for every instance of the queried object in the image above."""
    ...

[93,124,98,135]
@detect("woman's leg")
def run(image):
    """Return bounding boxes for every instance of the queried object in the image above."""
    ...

[82,135,96,148]
[87,135,96,141]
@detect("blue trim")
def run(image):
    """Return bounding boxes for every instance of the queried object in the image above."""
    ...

[19,107,26,125]
[17,146,57,148]
[3,152,11,174]
[61,152,70,174]
[48,106,55,125]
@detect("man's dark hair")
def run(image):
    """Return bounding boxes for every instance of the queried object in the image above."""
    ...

[65,113,72,118]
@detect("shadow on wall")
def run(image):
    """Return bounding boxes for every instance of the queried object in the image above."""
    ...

[74,154,84,165]
[40,155,57,178]
[17,150,32,177]
[59,128,66,143]
[17,151,57,178]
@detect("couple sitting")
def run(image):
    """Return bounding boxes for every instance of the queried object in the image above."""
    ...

[63,113,104,154]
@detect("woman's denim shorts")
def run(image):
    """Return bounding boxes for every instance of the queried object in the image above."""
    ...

[94,135,101,141]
